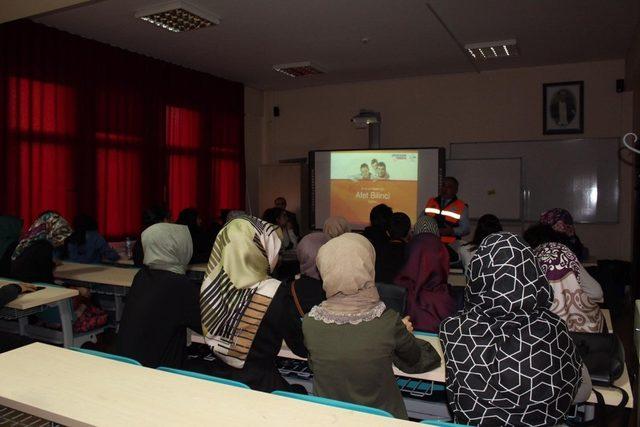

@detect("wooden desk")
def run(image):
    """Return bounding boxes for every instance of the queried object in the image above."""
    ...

[0,280,78,347]
[55,262,137,287]
[0,343,425,427]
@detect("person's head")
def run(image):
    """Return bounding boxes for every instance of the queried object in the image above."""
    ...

[316,233,379,304]
[207,216,282,287]
[539,208,575,237]
[413,215,440,237]
[369,204,393,230]
[177,208,201,229]
[360,163,369,176]
[274,197,287,210]
[12,211,72,260]
[533,242,581,284]
[469,214,502,249]
[466,232,551,314]
[297,232,330,280]
[377,162,387,177]
[323,216,351,238]
[390,212,411,241]
[395,233,450,292]
[142,205,171,228]
[440,176,459,199]
[371,159,378,169]
[262,207,288,228]
[68,214,98,245]
[523,223,569,250]
[142,223,193,275]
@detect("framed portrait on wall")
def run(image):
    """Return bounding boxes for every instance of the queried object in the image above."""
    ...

[543,81,584,135]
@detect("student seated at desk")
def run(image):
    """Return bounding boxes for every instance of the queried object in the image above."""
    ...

[524,224,604,333]
[377,212,411,284]
[440,232,591,427]
[303,233,441,419]
[291,232,329,315]
[11,211,72,283]
[132,205,171,266]
[458,213,502,273]
[176,208,213,264]
[363,204,393,281]
[0,282,36,353]
[540,208,589,262]
[65,214,119,264]
[262,207,297,251]
[199,216,308,393]
[393,232,456,333]
[117,223,202,368]
[322,216,350,238]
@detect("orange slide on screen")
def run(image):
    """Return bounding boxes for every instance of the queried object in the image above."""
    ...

[329,150,419,228]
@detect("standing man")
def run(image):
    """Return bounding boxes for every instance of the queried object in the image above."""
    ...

[274,197,300,238]
[424,177,470,246]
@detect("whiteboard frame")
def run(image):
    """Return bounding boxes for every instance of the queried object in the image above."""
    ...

[449,138,620,224]
[445,157,524,222]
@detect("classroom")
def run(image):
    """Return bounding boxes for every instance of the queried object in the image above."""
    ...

[0,1,639,426]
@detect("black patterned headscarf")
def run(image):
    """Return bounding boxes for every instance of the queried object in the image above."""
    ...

[439,232,582,427]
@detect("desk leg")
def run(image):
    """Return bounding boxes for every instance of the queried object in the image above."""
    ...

[114,295,124,325]
[58,300,74,348]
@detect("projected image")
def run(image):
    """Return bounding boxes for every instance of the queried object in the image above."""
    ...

[330,151,418,227]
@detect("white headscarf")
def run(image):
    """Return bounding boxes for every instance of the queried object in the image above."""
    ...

[142,223,193,275]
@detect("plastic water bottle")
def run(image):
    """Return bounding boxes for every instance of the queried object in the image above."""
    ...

[125,237,133,259]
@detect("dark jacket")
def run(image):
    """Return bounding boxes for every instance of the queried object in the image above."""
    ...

[0,284,21,307]
[10,240,55,283]
[116,267,202,368]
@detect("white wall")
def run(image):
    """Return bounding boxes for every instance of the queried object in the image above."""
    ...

[246,59,634,260]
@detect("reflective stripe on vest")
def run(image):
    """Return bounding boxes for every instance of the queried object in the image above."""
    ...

[440,210,461,220]
[424,207,441,215]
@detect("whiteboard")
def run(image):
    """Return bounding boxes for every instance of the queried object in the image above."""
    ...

[447,158,522,221]
[450,138,619,223]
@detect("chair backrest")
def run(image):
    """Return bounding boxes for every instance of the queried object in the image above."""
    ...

[157,366,251,389]
[70,347,142,366]
[376,282,407,314]
[272,390,394,418]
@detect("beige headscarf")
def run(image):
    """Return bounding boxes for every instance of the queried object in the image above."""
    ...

[310,233,385,324]
[323,216,351,238]
[142,223,193,275]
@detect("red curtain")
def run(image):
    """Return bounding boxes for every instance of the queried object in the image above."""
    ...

[0,20,244,237]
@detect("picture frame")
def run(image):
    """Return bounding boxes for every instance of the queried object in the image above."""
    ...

[543,81,584,135]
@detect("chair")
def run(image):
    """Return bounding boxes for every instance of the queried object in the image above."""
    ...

[272,390,394,418]
[70,347,142,366]
[157,366,250,389]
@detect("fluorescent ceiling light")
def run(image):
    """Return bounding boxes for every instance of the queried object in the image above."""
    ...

[135,1,220,33]
[464,39,519,60]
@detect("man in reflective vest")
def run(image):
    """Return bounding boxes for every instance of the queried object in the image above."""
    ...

[424,176,470,245]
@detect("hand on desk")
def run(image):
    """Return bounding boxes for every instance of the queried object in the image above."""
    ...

[402,316,414,333]
[19,283,38,293]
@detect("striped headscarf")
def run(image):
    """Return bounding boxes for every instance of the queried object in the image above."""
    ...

[413,215,440,236]
[12,212,72,261]
[200,216,282,368]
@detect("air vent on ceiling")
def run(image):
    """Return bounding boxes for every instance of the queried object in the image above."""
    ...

[464,39,518,60]
[273,61,325,77]
[135,1,220,33]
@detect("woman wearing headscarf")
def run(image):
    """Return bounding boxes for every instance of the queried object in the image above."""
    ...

[323,216,351,238]
[394,233,456,333]
[540,208,588,261]
[0,215,23,276]
[200,216,307,392]
[11,211,72,283]
[303,233,441,419]
[117,223,201,368]
[534,242,605,333]
[291,232,329,315]
[440,232,589,426]
[413,215,440,236]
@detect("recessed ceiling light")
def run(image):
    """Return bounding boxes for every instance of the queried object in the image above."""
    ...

[273,61,325,78]
[465,39,519,60]
[135,1,220,33]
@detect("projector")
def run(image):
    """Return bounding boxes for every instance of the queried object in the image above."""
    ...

[351,110,380,129]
